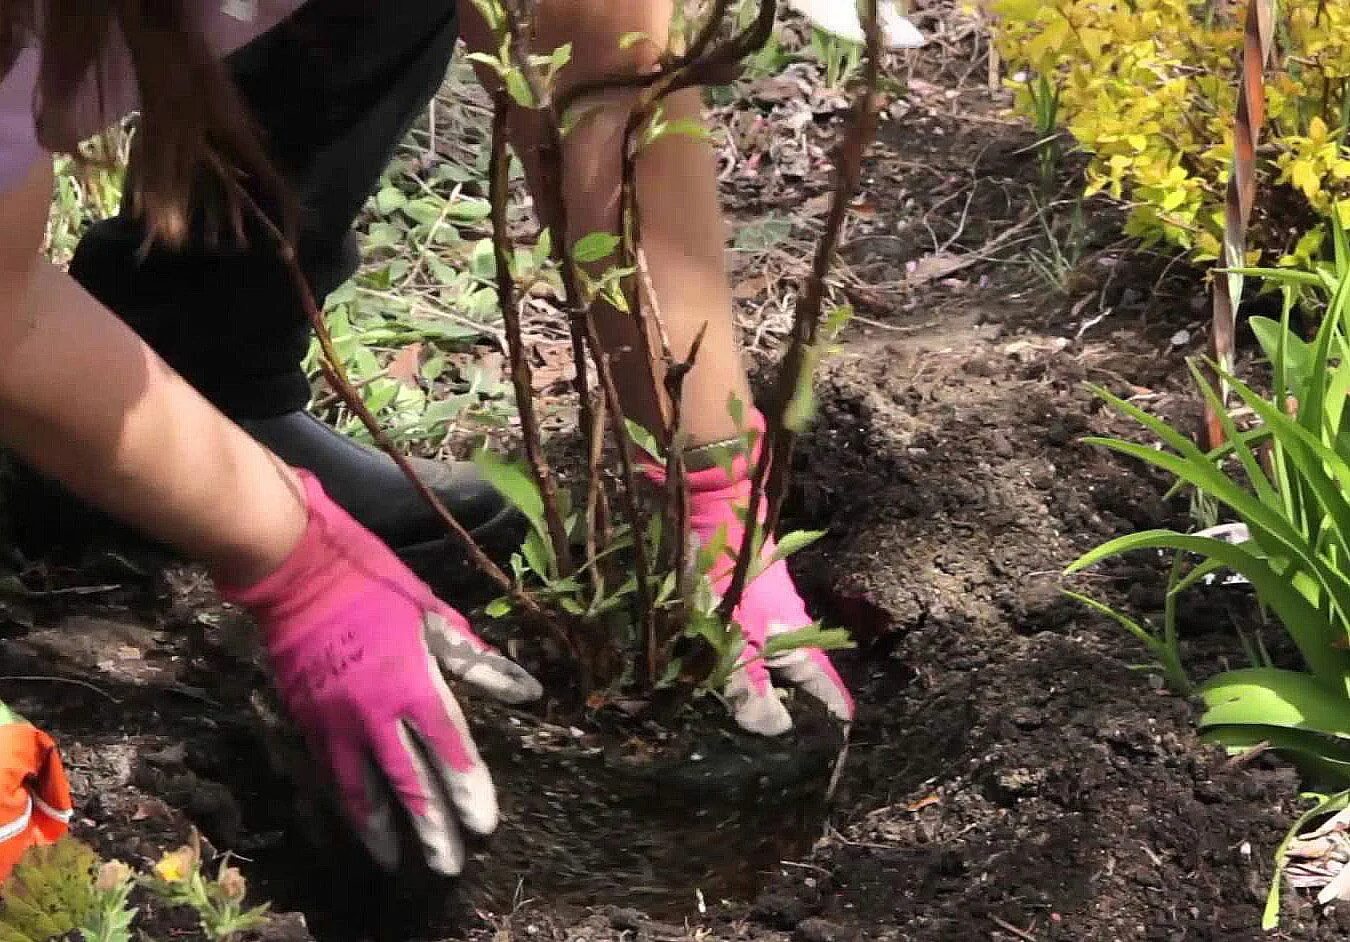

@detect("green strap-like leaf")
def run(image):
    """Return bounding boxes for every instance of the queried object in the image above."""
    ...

[1198,667,1350,737]
[1069,531,1348,689]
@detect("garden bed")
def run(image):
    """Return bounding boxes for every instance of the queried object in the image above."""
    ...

[2,3,1344,939]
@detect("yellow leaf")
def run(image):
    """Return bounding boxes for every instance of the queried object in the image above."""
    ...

[1308,115,1330,146]
[1290,160,1322,199]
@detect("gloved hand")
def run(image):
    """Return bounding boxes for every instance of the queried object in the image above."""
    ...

[785,0,926,49]
[0,702,73,881]
[220,470,541,877]
[651,413,854,736]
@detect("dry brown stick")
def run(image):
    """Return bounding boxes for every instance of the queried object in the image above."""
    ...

[498,0,598,530]
[720,0,884,621]
[555,0,737,118]
[635,245,704,671]
[616,89,677,686]
[597,1,776,679]
[617,113,672,439]
[662,324,707,618]
[584,391,608,599]
[1204,0,1275,449]
[489,97,575,575]
[582,317,659,668]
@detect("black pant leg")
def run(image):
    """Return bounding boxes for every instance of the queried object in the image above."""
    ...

[68,0,460,419]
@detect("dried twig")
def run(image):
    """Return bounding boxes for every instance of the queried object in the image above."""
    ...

[216,169,571,651]
[584,391,609,599]
[497,0,599,522]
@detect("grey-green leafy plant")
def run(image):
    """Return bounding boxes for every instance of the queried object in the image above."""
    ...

[811,26,863,89]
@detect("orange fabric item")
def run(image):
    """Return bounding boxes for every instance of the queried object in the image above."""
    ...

[0,722,73,881]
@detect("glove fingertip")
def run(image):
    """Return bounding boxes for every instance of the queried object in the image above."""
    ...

[356,773,400,872]
[462,662,544,705]
[736,698,794,737]
[726,669,793,737]
[448,762,499,838]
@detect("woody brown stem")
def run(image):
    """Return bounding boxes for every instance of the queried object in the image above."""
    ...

[498,0,658,670]
[489,97,575,576]
[212,167,593,664]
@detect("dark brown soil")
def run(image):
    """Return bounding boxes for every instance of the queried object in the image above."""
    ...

[2,5,1344,941]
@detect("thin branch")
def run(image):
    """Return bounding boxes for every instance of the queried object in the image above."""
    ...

[498,0,600,564]
[216,167,571,647]
[498,0,658,666]
[489,97,575,576]
[720,0,885,621]
[584,391,609,600]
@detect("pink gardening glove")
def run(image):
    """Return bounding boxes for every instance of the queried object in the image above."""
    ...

[219,470,541,876]
[657,412,854,736]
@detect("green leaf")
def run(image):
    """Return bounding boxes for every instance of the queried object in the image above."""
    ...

[1083,395,1350,630]
[1068,530,1348,689]
[734,216,792,251]
[473,450,548,541]
[769,530,826,564]
[762,625,854,659]
[624,419,664,461]
[727,394,746,431]
[447,198,492,222]
[521,529,552,580]
[505,70,535,109]
[484,597,513,619]
[1263,790,1350,929]
[1250,316,1312,390]
[402,197,444,227]
[619,30,649,49]
[0,839,100,941]
[696,523,731,575]
[464,50,507,76]
[784,345,823,432]
[1203,724,1350,787]
[573,232,621,265]
[1198,667,1350,738]
[374,186,407,215]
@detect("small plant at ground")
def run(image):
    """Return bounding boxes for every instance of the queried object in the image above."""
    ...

[1024,193,1087,295]
[85,861,136,942]
[810,27,863,90]
[1014,69,1060,188]
[0,833,273,942]
[1068,220,1350,925]
[142,831,268,941]
[0,838,101,941]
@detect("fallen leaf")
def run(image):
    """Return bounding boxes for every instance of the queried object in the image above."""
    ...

[530,343,575,394]
[388,342,424,388]
[904,252,967,285]
[802,193,834,217]
[732,273,774,299]
[906,794,941,813]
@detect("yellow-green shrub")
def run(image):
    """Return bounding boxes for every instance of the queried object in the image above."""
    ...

[990,0,1350,267]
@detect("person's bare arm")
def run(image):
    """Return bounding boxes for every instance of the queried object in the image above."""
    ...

[460,1,753,446]
[0,160,305,584]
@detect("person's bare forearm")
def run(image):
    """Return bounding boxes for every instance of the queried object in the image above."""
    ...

[461,1,753,446]
[0,163,304,585]
[0,262,305,583]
